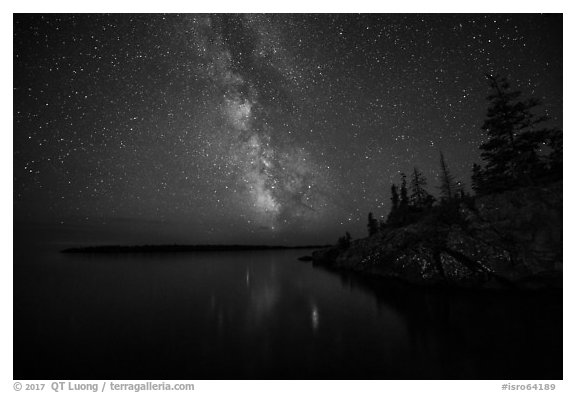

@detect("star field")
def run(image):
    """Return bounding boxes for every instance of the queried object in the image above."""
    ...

[13,14,562,245]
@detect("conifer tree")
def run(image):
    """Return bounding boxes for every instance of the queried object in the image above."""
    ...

[390,184,399,211]
[400,173,409,207]
[379,219,387,230]
[479,74,551,191]
[439,151,455,200]
[455,181,466,199]
[367,212,378,236]
[546,129,563,181]
[471,163,484,195]
[387,184,400,225]
[337,232,352,248]
[410,167,429,208]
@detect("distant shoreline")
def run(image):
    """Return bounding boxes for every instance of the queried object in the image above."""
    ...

[61,244,331,254]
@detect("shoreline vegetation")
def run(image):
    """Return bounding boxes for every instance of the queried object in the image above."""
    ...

[62,244,331,254]
[310,75,562,290]
[310,181,562,290]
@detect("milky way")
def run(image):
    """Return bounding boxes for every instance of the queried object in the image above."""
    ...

[187,15,333,230]
[13,14,562,245]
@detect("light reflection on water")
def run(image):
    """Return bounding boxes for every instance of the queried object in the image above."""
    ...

[311,303,320,332]
[14,248,562,379]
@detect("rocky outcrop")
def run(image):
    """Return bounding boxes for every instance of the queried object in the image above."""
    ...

[312,182,562,289]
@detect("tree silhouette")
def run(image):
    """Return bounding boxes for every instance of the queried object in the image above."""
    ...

[390,184,399,211]
[423,193,437,208]
[400,173,409,207]
[367,212,379,236]
[547,129,563,180]
[455,181,466,199]
[387,171,430,227]
[478,74,554,192]
[337,231,352,248]
[387,184,400,225]
[439,151,456,200]
[410,167,429,208]
[471,163,485,195]
[379,219,387,230]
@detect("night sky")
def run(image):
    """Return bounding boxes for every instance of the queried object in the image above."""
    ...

[13,14,562,246]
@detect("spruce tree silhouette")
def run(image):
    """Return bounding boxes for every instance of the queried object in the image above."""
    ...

[471,163,485,195]
[387,184,400,226]
[390,184,399,211]
[409,167,429,208]
[400,173,409,207]
[439,151,455,201]
[477,74,559,193]
[337,231,352,248]
[547,129,563,180]
[367,212,379,236]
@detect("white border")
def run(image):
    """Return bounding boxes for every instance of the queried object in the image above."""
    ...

[4,2,572,392]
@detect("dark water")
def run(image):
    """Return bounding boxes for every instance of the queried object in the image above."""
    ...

[14,247,562,379]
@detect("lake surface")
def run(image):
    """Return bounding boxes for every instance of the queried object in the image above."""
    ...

[14,247,562,379]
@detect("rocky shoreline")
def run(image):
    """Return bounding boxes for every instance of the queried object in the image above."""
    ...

[310,182,562,290]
